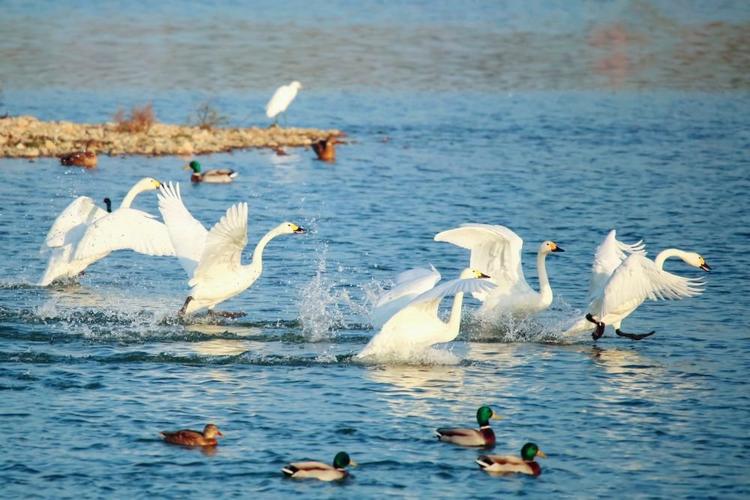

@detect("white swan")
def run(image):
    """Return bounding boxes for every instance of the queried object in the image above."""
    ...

[583,248,710,340]
[39,178,173,286]
[356,268,495,360]
[265,81,302,125]
[157,182,306,316]
[434,224,564,317]
[563,229,646,335]
[369,265,442,329]
[587,229,646,301]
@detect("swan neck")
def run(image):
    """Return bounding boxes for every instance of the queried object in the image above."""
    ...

[654,248,687,269]
[251,227,283,268]
[536,249,552,305]
[445,292,465,341]
[120,184,146,208]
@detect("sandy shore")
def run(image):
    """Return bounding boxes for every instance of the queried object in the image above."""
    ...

[0,116,342,158]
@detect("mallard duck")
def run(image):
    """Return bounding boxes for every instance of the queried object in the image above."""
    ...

[311,136,339,162]
[435,405,502,448]
[281,451,356,481]
[185,160,238,183]
[60,145,97,168]
[160,423,223,447]
[476,442,547,476]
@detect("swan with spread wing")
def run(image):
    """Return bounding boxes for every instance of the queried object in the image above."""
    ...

[583,248,710,340]
[434,224,563,318]
[157,182,305,316]
[564,229,646,336]
[356,267,495,360]
[39,178,173,286]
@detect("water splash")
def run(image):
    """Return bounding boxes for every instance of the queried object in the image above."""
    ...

[297,244,363,341]
[465,296,587,344]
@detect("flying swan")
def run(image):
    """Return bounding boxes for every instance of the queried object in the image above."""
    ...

[157,182,306,316]
[581,248,710,340]
[434,224,564,318]
[39,178,174,286]
[356,268,495,360]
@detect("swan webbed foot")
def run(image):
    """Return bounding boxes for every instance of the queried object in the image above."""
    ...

[586,314,605,341]
[178,296,193,317]
[615,329,655,341]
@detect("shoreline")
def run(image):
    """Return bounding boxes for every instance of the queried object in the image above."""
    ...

[0,116,342,158]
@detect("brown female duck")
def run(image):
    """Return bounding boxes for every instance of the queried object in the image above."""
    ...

[160,423,223,447]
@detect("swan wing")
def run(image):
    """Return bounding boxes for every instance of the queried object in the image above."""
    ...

[72,209,176,262]
[588,229,646,300]
[189,202,248,287]
[434,224,525,299]
[387,278,497,328]
[42,196,108,250]
[370,265,441,328]
[599,254,704,318]
[265,84,297,118]
[158,182,208,277]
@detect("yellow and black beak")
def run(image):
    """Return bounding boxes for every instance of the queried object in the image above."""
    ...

[292,225,306,234]
[551,244,564,253]
[479,271,491,279]
[700,261,711,272]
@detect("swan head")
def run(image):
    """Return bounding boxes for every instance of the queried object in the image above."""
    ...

[279,222,306,234]
[540,240,564,255]
[521,442,546,461]
[290,81,303,90]
[102,197,112,213]
[202,424,223,439]
[459,268,491,280]
[134,177,162,192]
[685,252,711,272]
[476,405,502,426]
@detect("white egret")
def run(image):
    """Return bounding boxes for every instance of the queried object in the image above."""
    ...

[265,81,302,126]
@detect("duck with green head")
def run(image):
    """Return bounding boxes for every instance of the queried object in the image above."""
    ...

[476,442,547,476]
[281,451,356,481]
[435,405,502,448]
[185,160,238,183]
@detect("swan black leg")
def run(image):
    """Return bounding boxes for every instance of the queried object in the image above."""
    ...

[178,296,193,317]
[615,329,655,341]
[586,314,605,341]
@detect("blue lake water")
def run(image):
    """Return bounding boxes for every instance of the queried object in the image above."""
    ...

[1,1,750,498]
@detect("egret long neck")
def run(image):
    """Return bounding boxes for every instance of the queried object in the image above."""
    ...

[654,248,688,269]
[536,250,552,306]
[120,184,147,208]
